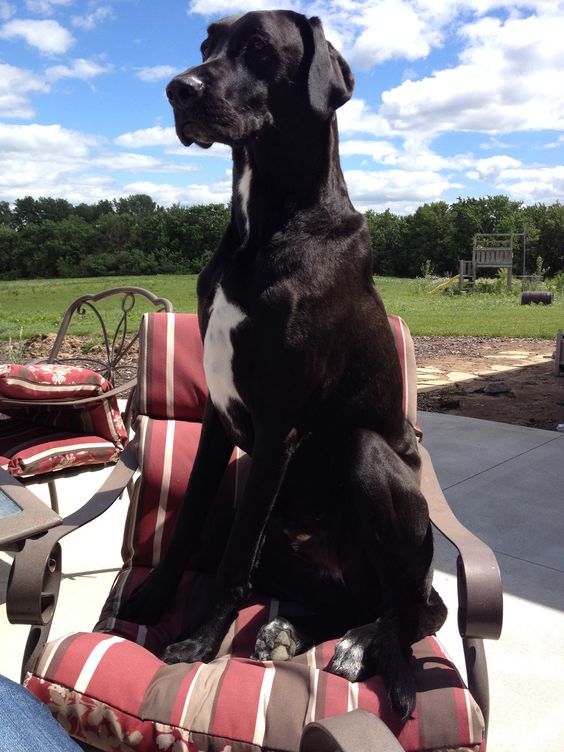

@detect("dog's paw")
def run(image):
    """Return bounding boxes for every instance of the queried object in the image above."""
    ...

[161,635,217,665]
[326,628,370,682]
[251,617,299,662]
[328,622,416,722]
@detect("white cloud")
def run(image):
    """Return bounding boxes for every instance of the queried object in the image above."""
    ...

[347,0,439,70]
[343,167,455,211]
[378,11,564,136]
[114,127,232,159]
[337,98,391,137]
[136,65,177,83]
[188,0,297,15]
[0,123,101,201]
[45,57,113,81]
[0,122,97,158]
[496,165,564,204]
[0,1,15,21]
[467,155,522,181]
[544,135,564,150]
[93,152,199,173]
[339,139,399,163]
[0,18,74,54]
[72,6,113,30]
[0,122,210,204]
[115,126,177,149]
[0,63,49,118]
[122,178,232,206]
[469,158,564,204]
[25,0,72,14]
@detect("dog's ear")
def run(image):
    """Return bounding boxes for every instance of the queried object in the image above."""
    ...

[307,16,354,119]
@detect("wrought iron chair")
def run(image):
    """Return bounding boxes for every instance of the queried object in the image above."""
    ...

[0,287,173,512]
[7,312,502,752]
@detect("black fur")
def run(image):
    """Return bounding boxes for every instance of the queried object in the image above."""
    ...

[120,10,446,721]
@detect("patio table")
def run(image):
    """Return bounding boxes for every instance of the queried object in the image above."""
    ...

[0,469,62,551]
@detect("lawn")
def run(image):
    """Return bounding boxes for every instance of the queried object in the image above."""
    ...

[1,274,562,341]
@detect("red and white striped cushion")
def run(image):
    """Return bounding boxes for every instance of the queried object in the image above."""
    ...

[0,363,127,448]
[137,313,208,422]
[0,418,120,478]
[24,313,485,750]
[387,314,418,432]
[0,363,110,399]
[26,594,485,752]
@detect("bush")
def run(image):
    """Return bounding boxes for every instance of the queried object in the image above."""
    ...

[546,271,564,293]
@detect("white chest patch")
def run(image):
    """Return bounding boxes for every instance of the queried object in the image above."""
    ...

[238,163,252,239]
[203,286,247,418]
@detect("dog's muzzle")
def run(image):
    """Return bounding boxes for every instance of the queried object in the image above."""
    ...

[166,76,205,108]
[166,75,214,148]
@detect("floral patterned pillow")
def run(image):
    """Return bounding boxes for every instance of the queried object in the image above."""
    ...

[0,363,127,447]
[0,363,110,400]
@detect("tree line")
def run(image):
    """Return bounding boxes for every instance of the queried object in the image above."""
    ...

[1,193,563,280]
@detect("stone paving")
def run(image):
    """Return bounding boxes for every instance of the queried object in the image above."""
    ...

[417,349,551,391]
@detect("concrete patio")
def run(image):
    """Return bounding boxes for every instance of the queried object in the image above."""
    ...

[1,411,563,751]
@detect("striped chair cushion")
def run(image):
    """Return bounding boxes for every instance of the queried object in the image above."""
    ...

[137,312,208,421]
[0,417,120,478]
[0,363,127,449]
[135,313,415,428]
[0,362,112,399]
[25,581,485,752]
[24,312,485,750]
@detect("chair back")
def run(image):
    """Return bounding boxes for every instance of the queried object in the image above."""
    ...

[122,312,419,570]
[47,286,173,385]
[122,313,243,570]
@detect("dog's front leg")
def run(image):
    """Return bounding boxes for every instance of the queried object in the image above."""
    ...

[119,399,235,625]
[162,426,298,665]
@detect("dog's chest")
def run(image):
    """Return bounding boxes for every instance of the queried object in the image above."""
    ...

[203,285,247,420]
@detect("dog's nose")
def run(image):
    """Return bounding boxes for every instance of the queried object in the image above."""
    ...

[166,76,205,107]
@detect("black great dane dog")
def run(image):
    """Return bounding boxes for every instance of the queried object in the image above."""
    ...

[121,9,447,721]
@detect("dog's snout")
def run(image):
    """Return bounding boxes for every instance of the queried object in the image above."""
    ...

[166,75,205,108]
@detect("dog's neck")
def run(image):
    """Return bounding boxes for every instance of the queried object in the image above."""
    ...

[231,115,352,247]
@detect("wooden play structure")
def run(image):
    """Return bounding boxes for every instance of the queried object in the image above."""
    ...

[459,233,525,291]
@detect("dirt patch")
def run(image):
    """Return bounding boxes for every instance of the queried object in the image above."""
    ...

[414,336,564,432]
[0,334,139,386]
[1,334,563,432]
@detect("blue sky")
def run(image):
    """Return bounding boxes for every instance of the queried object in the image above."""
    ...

[1,0,564,213]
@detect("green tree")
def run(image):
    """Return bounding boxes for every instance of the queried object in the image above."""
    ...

[403,202,455,276]
[364,209,408,276]
[0,201,11,226]
[0,224,17,277]
[114,194,157,216]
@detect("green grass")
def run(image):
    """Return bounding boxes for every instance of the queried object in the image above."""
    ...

[0,275,198,342]
[375,277,563,337]
[1,274,562,340]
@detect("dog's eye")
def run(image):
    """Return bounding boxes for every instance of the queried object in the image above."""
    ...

[201,41,209,60]
[249,36,268,53]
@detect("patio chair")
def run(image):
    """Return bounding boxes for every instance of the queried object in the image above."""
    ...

[0,287,173,512]
[7,311,503,752]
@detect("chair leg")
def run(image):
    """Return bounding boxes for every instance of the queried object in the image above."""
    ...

[463,637,490,735]
[47,480,59,514]
[20,624,53,683]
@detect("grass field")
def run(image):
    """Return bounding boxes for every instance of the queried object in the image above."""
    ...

[1,274,563,341]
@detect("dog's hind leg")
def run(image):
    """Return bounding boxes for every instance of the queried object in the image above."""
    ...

[327,428,447,720]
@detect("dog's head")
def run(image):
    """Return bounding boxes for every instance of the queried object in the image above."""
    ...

[166,10,354,148]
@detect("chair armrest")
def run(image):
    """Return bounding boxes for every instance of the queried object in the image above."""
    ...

[300,709,404,752]
[419,444,503,641]
[0,378,136,410]
[6,440,138,626]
